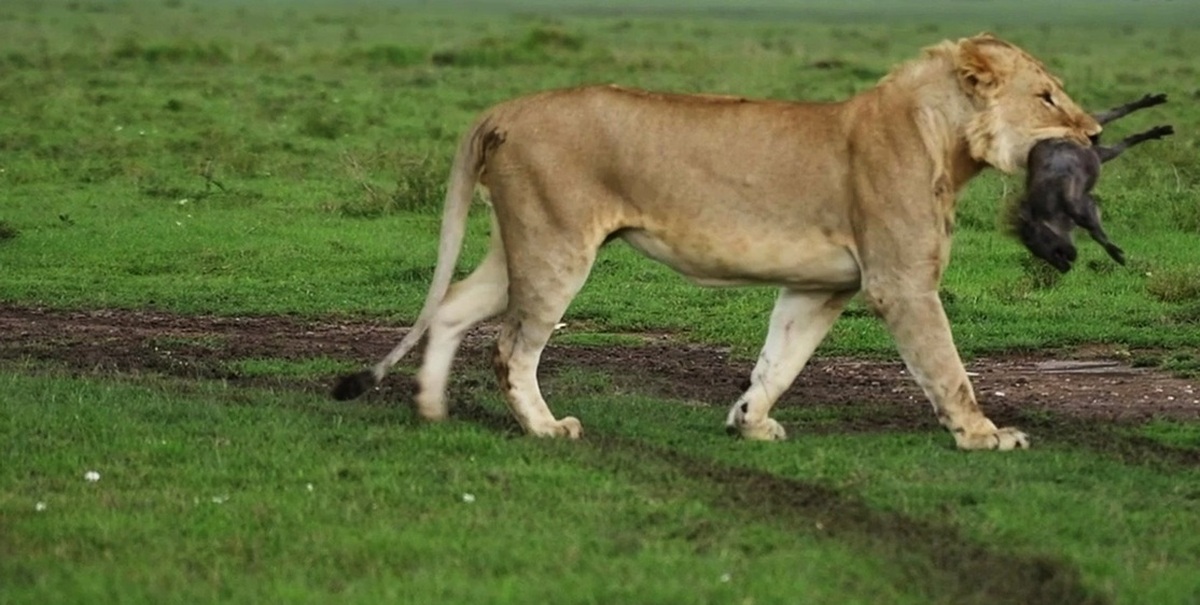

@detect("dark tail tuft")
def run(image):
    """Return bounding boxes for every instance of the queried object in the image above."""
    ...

[332,370,377,401]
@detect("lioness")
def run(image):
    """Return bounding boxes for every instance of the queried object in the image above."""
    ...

[334,33,1100,450]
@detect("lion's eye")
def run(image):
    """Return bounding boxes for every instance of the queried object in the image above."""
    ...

[1038,91,1056,107]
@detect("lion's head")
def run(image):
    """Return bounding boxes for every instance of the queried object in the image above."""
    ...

[949,34,1100,173]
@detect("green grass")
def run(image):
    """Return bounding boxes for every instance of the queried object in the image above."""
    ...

[1,0,1197,358]
[224,356,359,379]
[2,368,1198,604]
[3,1,1200,603]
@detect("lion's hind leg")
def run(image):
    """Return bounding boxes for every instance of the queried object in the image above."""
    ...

[491,238,600,439]
[726,289,854,440]
[414,214,509,421]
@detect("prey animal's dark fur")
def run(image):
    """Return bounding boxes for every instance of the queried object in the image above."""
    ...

[1015,93,1174,272]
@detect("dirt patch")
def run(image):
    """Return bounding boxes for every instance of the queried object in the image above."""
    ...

[2,304,1196,427]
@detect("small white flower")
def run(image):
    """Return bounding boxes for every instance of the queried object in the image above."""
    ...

[993,391,1006,397]
[719,573,732,583]
[177,198,189,205]
[114,125,124,132]
[211,495,228,504]
[84,471,100,482]
[461,493,475,503]
[35,501,47,512]
[306,483,314,492]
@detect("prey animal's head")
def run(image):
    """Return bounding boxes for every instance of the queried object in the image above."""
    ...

[1012,94,1174,272]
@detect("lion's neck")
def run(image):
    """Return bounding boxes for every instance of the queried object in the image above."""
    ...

[876,55,985,191]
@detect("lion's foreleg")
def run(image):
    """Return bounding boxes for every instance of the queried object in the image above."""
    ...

[867,290,1029,450]
[725,289,853,441]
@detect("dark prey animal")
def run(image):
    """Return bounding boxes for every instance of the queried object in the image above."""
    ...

[1015,93,1174,272]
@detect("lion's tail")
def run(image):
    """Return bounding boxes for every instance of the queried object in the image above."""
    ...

[331,118,492,401]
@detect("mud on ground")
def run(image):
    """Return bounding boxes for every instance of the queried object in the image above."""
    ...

[2,304,1196,430]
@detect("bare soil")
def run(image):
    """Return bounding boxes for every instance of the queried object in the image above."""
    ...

[2,304,1196,428]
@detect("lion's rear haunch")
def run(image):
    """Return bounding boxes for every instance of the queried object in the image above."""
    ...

[331,370,377,401]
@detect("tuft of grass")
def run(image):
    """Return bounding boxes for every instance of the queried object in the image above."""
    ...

[0,220,19,241]
[336,154,448,217]
[110,37,232,65]
[1125,349,1200,378]
[1137,419,1200,449]
[298,108,352,140]
[431,25,585,67]
[1018,252,1065,289]
[1161,351,1200,379]
[341,44,425,68]
[1167,301,1200,325]
[1146,267,1200,303]
[224,356,358,378]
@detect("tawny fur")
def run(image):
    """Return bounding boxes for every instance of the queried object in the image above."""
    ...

[334,33,1100,450]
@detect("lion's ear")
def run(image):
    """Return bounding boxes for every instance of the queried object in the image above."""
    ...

[955,38,999,98]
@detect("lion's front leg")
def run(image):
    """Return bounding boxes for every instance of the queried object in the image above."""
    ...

[726,289,853,441]
[866,289,1029,450]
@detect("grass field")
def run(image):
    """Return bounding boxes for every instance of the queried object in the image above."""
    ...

[2,1,1199,603]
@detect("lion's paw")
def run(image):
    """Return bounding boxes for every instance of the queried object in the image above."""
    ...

[726,415,787,441]
[955,426,1029,451]
[414,395,449,422]
[531,416,584,439]
[556,416,584,439]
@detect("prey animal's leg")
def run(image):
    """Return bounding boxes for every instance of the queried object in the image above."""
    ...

[1095,125,1174,163]
[725,289,854,440]
[868,289,1028,450]
[1068,194,1125,265]
[1091,93,1166,126]
[413,214,509,420]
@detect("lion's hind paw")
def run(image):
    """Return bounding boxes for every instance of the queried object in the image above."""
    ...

[956,426,1030,451]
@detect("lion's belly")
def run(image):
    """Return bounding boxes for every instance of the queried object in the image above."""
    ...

[620,228,861,290]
